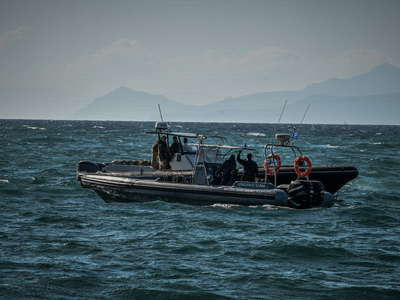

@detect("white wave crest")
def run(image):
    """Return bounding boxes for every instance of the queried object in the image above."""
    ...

[247,132,266,137]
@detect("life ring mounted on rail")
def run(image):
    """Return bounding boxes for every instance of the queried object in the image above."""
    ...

[264,154,281,174]
[294,155,312,177]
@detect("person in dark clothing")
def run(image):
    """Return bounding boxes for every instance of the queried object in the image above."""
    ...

[218,154,237,185]
[237,150,258,182]
[169,136,181,157]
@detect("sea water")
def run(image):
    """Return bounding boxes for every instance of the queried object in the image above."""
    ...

[1,120,399,299]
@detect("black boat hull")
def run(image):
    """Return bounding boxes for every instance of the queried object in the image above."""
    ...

[79,174,288,206]
[77,161,357,207]
[256,165,358,194]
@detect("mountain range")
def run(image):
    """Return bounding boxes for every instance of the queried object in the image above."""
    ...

[67,63,400,124]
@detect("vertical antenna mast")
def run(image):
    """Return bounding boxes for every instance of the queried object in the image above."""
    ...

[277,99,287,125]
[300,103,310,125]
[291,103,310,146]
[270,100,287,144]
[158,104,164,122]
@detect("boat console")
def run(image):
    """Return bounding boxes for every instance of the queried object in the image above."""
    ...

[275,133,291,145]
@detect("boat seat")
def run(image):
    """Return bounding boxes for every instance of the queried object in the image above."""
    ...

[227,169,238,186]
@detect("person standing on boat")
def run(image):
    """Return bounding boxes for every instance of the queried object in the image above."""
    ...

[182,137,192,153]
[218,154,237,185]
[169,136,181,156]
[158,135,171,170]
[151,139,160,170]
[237,150,258,182]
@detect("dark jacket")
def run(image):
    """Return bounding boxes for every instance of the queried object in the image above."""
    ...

[237,153,258,182]
[169,141,181,156]
[219,157,237,184]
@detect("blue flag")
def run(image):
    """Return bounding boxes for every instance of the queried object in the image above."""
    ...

[293,129,300,139]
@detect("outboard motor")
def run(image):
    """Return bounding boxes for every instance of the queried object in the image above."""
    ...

[310,180,325,207]
[287,180,314,209]
[278,179,334,209]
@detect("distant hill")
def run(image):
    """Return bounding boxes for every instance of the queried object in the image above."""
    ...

[281,92,400,124]
[67,87,193,121]
[67,64,400,124]
[302,63,400,97]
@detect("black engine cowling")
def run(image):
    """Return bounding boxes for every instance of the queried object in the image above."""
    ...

[278,179,332,209]
[287,180,314,209]
[309,180,325,206]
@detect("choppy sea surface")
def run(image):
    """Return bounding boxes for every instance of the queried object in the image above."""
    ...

[1,119,399,299]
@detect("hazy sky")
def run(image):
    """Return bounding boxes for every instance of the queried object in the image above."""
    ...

[1,0,399,119]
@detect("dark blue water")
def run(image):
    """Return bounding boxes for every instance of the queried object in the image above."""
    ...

[1,120,399,299]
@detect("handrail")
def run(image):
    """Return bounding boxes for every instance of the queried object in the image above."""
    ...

[263,143,303,186]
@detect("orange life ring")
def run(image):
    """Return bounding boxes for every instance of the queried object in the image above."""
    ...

[264,154,281,174]
[294,155,312,177]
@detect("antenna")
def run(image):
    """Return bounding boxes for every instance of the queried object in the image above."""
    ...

[270,100,287,144]
[277,99,287,125]
[158,104,164,122]
[300,103,310,125]
[291,103,310,145]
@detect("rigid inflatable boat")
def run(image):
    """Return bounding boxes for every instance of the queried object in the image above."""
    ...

[77,122,358,208]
